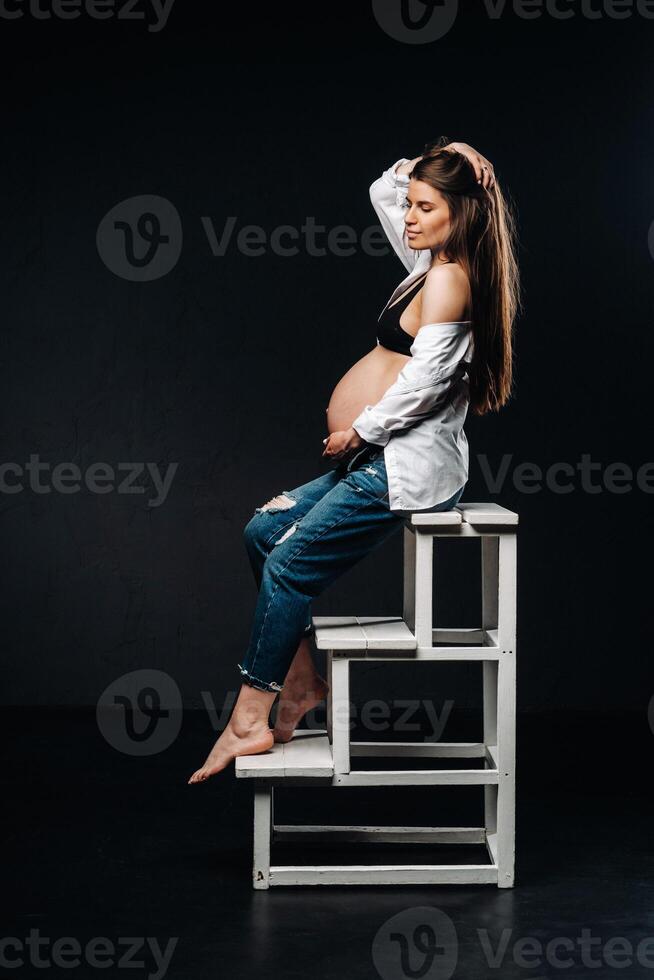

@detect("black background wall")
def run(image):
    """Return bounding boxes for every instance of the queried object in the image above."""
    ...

[1,0,652,717]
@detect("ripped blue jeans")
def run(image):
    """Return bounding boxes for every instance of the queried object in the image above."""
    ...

[239,447,465,692]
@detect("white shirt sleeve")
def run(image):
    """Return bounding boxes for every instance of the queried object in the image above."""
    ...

[369,158,422,274]
[351,322,474,447]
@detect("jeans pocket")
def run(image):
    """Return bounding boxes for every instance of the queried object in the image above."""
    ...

[345,456,389,503]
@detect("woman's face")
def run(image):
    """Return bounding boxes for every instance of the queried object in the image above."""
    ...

[404,179,451,251]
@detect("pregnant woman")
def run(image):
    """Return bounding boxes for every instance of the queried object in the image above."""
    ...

[188,138,520,784]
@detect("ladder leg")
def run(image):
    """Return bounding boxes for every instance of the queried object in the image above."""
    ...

[414,531,434,648]
[331,655,351,774]
[482,534,500,842]
[403,525,416,632]
[253,780,272,889]
[482,535,499,636]
[483,661,498,839]
[496,532,517,887]
[325,650,333,744]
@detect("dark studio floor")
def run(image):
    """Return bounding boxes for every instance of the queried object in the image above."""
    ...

[2,706,652,980]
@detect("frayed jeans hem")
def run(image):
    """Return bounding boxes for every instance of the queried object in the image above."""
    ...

[237,662,284,694]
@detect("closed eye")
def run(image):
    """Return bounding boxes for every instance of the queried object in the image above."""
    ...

[403,200,432,211]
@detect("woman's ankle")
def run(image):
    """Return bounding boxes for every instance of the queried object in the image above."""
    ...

[229,711,272,738]
[283,673,328,694]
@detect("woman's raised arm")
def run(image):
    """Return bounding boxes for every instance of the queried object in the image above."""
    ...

[368,157,422,273]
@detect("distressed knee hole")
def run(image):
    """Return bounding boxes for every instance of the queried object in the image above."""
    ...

[274,522,298,545]
[255,492,297,514]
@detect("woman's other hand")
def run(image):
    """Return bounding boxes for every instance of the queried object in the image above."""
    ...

[322,427,365,460]
[443,142,495,189]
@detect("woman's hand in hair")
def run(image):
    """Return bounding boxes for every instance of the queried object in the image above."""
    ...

[322,427,365,461]
[442,142,495,189]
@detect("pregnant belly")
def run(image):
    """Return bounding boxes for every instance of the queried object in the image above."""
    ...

[325,346,409,435]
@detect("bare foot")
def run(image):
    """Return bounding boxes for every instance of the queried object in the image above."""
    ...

[187,720,274,784]
[272,676,330,743]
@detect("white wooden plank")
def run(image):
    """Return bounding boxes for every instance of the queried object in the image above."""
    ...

[408,510,463,527]
[414,532,433,648]
[403,525,416,632]
[358,616,416,651]
[253,782,272,889]
[333,770,498,785]
[236,744,284,778]
[269,865,498,886]
[497,531,517,888]
[498,533,517,652]
[415,647,501,661]
[482,535,499,632]
[350,741,487,758]
[282,732,334,777]
[455,502,519,525]
[331,658,351,775]
[433,628,485,644]
[236,731,332,779]
[312,616,367,650]
[273,825,487,844]
[325,651,333,743]
[311,648,501,662]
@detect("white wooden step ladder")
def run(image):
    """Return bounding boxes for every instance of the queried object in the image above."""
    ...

[236,501,518,888]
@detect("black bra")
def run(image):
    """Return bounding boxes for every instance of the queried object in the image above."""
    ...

[376,273,428,355]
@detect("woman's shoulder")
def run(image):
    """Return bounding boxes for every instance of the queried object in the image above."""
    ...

[424,259,469,289]
[421,261,471,324]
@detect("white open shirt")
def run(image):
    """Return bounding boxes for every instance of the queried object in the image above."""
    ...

[350,157,474,514]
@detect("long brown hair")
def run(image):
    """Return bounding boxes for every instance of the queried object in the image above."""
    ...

[410,140,521,415]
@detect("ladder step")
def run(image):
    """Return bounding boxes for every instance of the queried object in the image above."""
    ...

[273,825,487,844]
[268,865,498,886]
[235,730,332,778]
[313,615,415,651]
[455,502,519,525]
[236,732,500,784]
